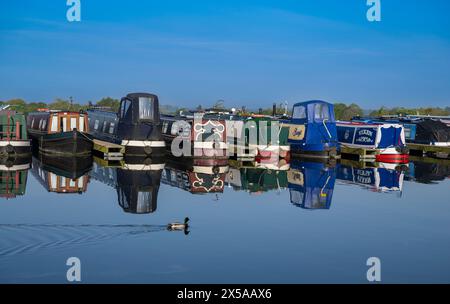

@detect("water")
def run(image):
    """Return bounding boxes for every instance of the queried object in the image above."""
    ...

[0,155,449,283]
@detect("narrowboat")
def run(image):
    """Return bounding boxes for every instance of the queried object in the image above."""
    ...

[0,158,30,199]
[90,157,164,214]
[27,110,93,156]
[356,116,450,147]
[284,100,339,159]
[161,111,228,159]
[213,112,290,160]
[0,108,31,157]
[337,120,409,163]
[161,156,228,194]
[31,154,92,194]
[226,160,289,194]
[336,160,405,194]
[87,93,165,156]
[287,159,336,210]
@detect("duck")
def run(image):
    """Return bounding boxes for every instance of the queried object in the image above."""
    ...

[167,217,190,232]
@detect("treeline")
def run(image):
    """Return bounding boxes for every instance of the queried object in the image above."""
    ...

[0,97,121,114]
[1,98,449,119]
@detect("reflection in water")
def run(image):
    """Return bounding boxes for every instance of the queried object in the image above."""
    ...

[161,157,228,194]
[31,154,92,194]
[90,156,164,214]
[336,161,406,194]
[226,159,289,194]
[0,157,30,199]
[406,158,450,184]
[288,160,336,210]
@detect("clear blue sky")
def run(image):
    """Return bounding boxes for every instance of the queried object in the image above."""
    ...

[1,0,449,109]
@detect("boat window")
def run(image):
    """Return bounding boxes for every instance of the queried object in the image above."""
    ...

[314,103,330,121]
[71,117,77,130]
[31,118,35,129]
[138,97,154,120]
[51,116,58,132]
[120,99,132,120]
[79,117,85,132]
[102,121,107,132]
[62,117,68,132]
[42,119,47,130]
[109,122,115,134]
[94,120,99,130]
[38,119,43,129]
[162,121,169,133]
[293,106,306,120]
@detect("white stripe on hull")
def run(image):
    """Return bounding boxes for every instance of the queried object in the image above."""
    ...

[121,140,165,147]
[0,141,31,147]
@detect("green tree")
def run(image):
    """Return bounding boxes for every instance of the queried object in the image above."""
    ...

[96,97,120,112]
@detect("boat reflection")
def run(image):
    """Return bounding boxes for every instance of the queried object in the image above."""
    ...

[91,156,164,214]
[161,156,228,194]
[0,157,30,199]
[288,159,336,210]
[31,154,92,194]
[226,158,290,194]
[406,157,450,184]
[336,160,406,194]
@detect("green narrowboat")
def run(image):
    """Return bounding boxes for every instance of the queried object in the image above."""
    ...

[0,109,31,157]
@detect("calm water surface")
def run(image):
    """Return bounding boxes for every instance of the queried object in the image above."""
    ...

[0,155,449,283]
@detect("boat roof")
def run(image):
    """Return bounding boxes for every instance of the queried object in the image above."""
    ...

[337,120,402,128]
[293,100,332,107]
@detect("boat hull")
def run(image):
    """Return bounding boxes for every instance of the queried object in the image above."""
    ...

[29,130,93,156]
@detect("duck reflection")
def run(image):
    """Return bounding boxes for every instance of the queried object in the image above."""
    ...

[226,158,290,194]
[336,160,406,194]
[0,157,30,199]
[406,158,450,184]
[91,156,164,214]
[288,159,336,210]
[161,156,228,194]
[31,154,92,194]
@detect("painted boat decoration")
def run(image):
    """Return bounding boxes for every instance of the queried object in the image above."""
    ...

[161,156,228,194]
[90,157,164,214]
[27,110,92,156]
[161,111,228,159]
[31,154,92,194]
[287,159,336,210]
[0,158,30,199]
[226,160,289,194]
[285,100,339,159]
[336,161,405,194]
[337,120,409,163]
[0,109,31,157]
[87,93,165,156]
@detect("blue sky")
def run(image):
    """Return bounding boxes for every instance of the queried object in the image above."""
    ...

[1,0,449,109]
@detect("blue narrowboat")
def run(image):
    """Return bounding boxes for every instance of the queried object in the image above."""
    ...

[87,93,165,156]
[337,120,409,163]
[287,159,336,210]
[285,100,339,159]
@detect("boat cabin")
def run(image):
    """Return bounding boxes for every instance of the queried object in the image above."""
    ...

[87,93,165,156]
[161,111,228,158]
[286,100,339,158]
[27,111,88,134]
